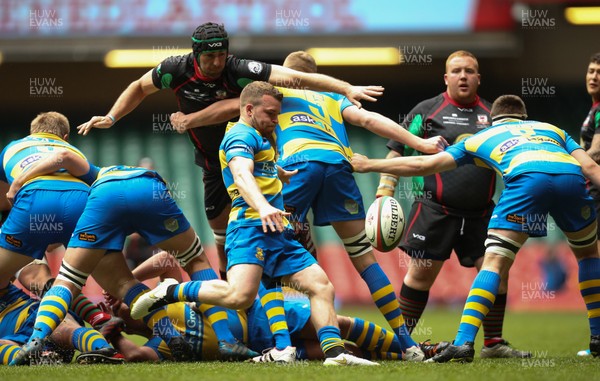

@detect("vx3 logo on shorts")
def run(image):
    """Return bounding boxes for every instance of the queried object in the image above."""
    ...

[412,233,426,241]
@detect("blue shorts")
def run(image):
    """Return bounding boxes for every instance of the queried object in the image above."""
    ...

[489,173,596,237]
[69,176,190,251]
[281,161,365,226]
[225,226,317,283]
[246,298,311,358]
[0,188,88,259]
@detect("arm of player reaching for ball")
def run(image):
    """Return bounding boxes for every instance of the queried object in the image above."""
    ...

[229,156,290,233]
[351,151,457,177]
[268,65,384,109]
[572,148,600,189]
[342,106,448,154]
[77,70,160,135]
[168,98,241,133]
[6,150,93,204]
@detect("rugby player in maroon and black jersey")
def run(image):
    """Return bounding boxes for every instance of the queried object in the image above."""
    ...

[580,53,600,237]
[377,50,530,359]
[76,22,382,278]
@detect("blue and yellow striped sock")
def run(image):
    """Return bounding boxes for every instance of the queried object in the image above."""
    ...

[190,269,235,344]
[579,257,600,335]
[0,344,21,365]
[318,325,346,356]
[71,327,112,352]
[366,351,402,360]
[30,285,72,342]
[345,317,401,354]
[360,263,416,350]
[171,281,202,302]
[455,270,500,345]
[259,283,291,349]
[123,283,182,343]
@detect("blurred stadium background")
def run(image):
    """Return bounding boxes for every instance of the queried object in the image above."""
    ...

[0,0,597,310]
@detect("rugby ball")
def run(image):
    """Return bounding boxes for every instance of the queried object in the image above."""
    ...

[365,196,404,252]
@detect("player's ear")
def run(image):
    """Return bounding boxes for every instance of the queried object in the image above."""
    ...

[443,73,448,86]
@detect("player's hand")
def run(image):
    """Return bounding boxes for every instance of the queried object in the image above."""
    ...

[77,115,115,135]
[346,86,385,108]
[350,153,370,173]
[419,136,449,154]
[258,204,290,233]
[277,166,298,185]
[170,112,190,134]
[6,180,23,206]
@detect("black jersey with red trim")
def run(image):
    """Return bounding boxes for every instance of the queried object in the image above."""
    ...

[387,92,495,215]
[580,101,600,197]
[152,53,272,171]
[580,102,600,151]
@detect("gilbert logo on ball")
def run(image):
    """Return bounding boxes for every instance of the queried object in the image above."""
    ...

[365,196,405,252]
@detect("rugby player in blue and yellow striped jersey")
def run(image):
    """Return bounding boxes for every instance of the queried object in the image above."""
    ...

[131,81,378,366]
[352,94,600,362]
[275,51,447,361]
[0,111,95,308]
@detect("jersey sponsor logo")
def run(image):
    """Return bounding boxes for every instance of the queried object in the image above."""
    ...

[164,217,179,232]
[290,114,316,124]
[457,108,473,112]
[506,214,525,224]
[78,232,97,242]
[20,154,42,169]
[203,83,216,88]
[255,247,265,261]
[5,235,22,248]
[412,233,425,241]
[499,139,521,153]
[247,61,263,75]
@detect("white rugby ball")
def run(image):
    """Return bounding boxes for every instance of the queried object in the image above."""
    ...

[365,196,404,252]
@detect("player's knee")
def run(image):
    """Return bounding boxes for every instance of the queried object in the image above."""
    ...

[342,231,372,258]
[227,292,255,310]
[484,232,522,261]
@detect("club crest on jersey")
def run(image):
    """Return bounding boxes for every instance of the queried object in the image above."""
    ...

[248,61,263,75]
[290,114,316,124]
[215,89,227,99]
[476,114,489,127]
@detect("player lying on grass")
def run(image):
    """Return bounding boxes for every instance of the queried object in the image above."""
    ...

[1,260,124,365]
[104,251,448,362]
[351,94,600,362]
[9,154,256,364]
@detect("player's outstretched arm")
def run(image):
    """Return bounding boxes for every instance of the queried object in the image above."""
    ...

[268,65,383,109]
[77,70,159,135]
[572,148,600,188]
[229,156,289,233]
[342,106,448,154]
[351,152,457,177]
[375,150,401,198]
[169,98,241,133]
[6,150,92,204]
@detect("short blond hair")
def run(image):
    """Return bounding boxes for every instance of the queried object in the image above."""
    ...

[445,50,479,73]
[283,51,318,74]
[240,81,283,108]
[30,112,70,137]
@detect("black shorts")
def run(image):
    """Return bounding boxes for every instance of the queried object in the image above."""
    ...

[400,201,490,267]
[202,168,231,221]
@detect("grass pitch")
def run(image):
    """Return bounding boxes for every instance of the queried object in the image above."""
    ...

[1,308,598,381]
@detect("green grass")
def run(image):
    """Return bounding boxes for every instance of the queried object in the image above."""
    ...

[2,308,599,381]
